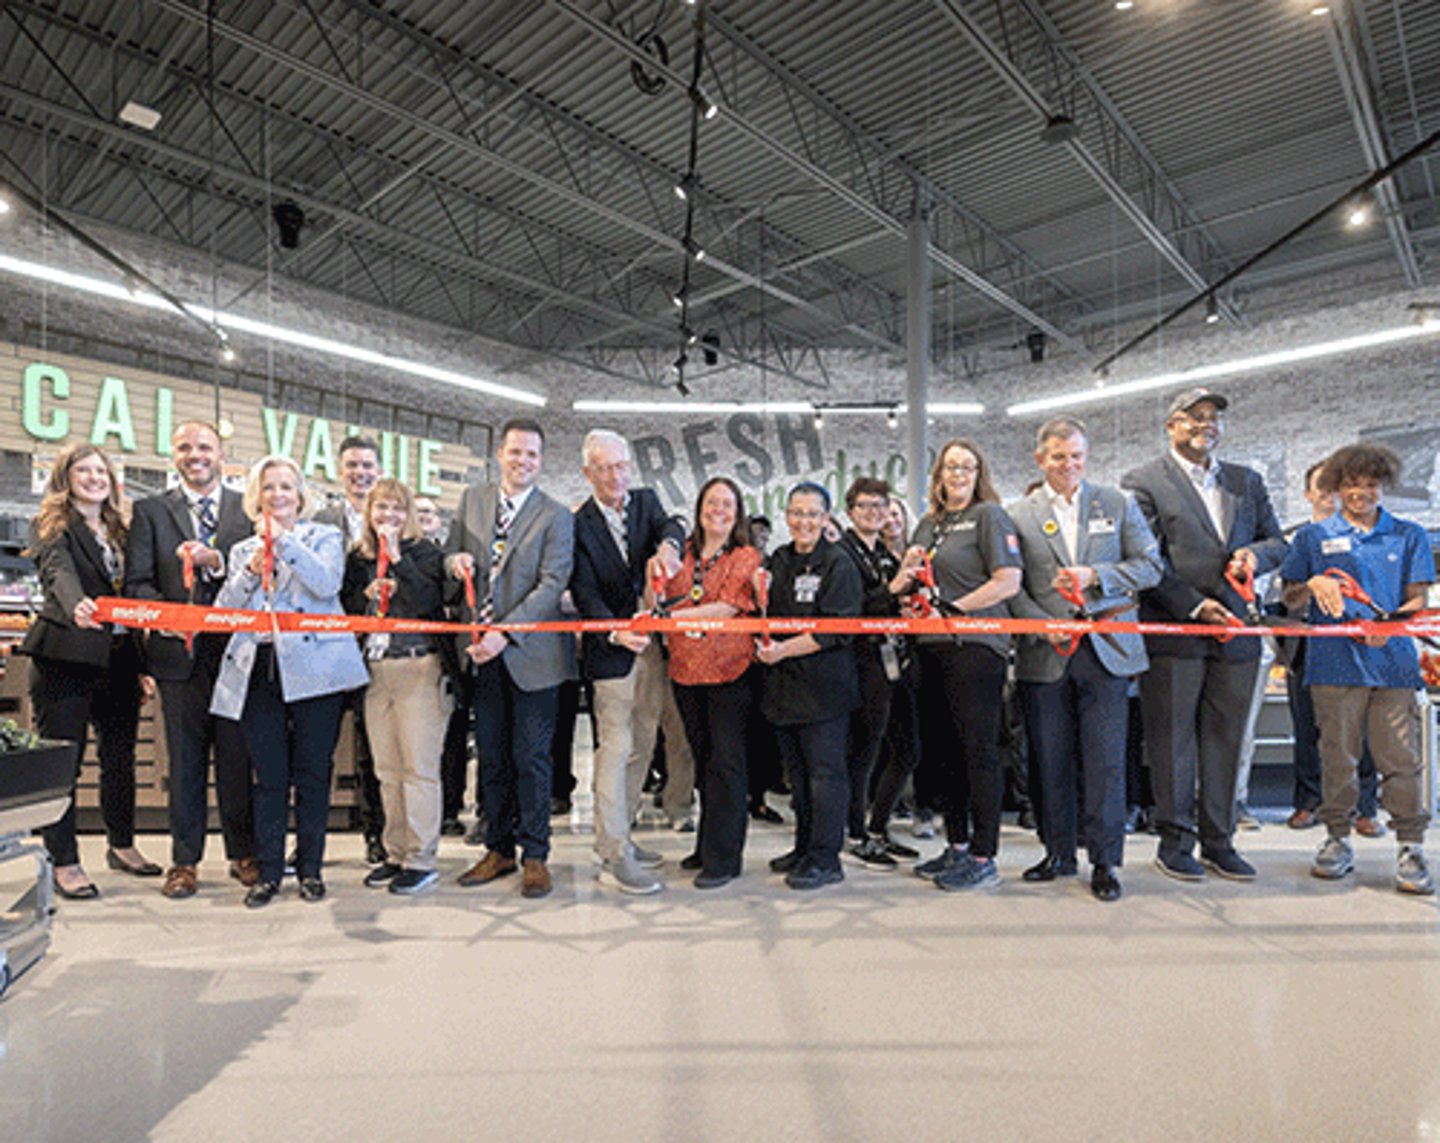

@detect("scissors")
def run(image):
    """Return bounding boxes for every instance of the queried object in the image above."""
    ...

[905,553,964,619]
[1052,578,1127,656]
[1224,562,1304,630]
[1323,566,1440,650]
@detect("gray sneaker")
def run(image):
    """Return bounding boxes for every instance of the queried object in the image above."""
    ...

[1396,845,1434,895]
[914,845,969,879]
[598,856,662,895]
[935,856,999,891]
[1312,836,1354,880]
[630,843,664,869]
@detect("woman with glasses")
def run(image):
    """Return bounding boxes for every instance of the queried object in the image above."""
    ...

[20,443,158,900]
[757,482,863,890]
[893,441,1022,890]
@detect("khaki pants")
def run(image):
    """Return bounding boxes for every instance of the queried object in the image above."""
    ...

[365,655,447,870]
[1313,685,1429,844]
[591,641,694,861]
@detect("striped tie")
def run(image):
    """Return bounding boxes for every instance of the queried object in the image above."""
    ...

[480,495,515,624]
[197,496,217,546]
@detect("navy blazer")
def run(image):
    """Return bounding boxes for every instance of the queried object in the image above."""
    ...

[1121,454,1287,661]
[570,489,684,681]
[20,516,137,669]
[124,485,250,681]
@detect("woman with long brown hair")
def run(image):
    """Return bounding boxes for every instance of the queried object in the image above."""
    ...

[892,439,1022,890]
[20,442,158,900]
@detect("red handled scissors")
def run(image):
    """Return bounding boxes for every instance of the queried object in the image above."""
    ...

[1323,566,1440,650]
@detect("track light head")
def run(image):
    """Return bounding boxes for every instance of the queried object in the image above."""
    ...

[272,200,305,249]
[671,285,690,308]
[700,330,720,366]
[1205,295,1220,324]
[683,236,707,262]
[1025,331,1047,364]
[690,86,717,121]
[674,173,696,201]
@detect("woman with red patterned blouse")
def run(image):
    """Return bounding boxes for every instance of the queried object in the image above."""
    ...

[650,476,761,889]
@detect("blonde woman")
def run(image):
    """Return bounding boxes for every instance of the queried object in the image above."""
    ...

[211,455,368,907]
[342,478,455,895]
[20,443,158,899]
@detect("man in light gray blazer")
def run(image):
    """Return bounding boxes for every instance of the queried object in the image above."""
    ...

[1009,416,1162,902]
[447,418,574,899]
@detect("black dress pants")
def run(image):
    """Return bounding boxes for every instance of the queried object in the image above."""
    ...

[29,648,141,868]
[674,675,752,878]
[775,715,850,874]
[846,643,893,839]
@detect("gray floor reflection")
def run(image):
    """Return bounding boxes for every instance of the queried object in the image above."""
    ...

[0,961,308,1140]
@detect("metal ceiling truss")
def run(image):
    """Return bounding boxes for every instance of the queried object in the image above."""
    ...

[139,0,881,372]
[932,0,1245,326]
[1323,0,1423,286]
[0,4,832,388]
[550,0,1086,357]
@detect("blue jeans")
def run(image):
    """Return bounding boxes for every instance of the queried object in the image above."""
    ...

[471,657,559,862]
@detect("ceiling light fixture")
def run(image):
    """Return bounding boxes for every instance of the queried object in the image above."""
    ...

[1345,201,1371,228]
[1114,1,1134,9]
[572,399,984,416]
[1205,295,1220,324]
[690,87,718,121]
[117,100,162,131]
[673,174,695,201]
[670,285,690,308]
[0,197,11,216]
[0,252,547,406]
[1008,322,1440,417]
[683,236,707,262]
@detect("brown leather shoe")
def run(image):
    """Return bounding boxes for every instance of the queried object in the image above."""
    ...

[521,858,552,899]
[1287,809,1320,830]
[162,865,198,899]
[458,851,518,886]
[229,857,260,887]
[1356,816,1387,838]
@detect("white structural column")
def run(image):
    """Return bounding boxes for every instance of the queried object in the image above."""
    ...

[906,191,932,517]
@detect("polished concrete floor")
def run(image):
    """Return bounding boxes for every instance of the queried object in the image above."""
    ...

[2,798,1438,1143]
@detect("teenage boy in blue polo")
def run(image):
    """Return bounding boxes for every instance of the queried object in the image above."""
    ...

[1280,444,1435,894]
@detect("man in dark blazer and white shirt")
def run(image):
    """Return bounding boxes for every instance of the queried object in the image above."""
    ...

[1121,388,1287,882]
[313,434,386,864]
[570,429,685,895]
[1009,416,1162,901]
[447,418,575,899]
[125,421,255,898]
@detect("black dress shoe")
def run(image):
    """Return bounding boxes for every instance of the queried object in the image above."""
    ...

[693,870,736,889]
[550,797,572,816]
[365,837,387,866]
[106,848,162,877]
[679,852,703,871]
[1091,864,1123,902]
[749,803,783,824]
[55,878,100,900]
[298,877,327,902]
[768,849,802,874]
[1022,854,1078,882]
[245,881,281,908]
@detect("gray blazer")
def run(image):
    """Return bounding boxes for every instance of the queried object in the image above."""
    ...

[445,482,575,693]
[209,520,370,720]
[312,501,358,547]
[1007,482,1162,684]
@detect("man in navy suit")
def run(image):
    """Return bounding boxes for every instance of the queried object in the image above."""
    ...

[1009,416,1162,901]
[125,421,255,898]
[570,430,686,894]
[1122,388,1287,882]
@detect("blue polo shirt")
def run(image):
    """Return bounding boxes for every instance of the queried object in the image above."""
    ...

[1280,507,1435,688]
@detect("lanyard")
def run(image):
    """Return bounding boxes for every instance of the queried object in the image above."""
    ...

[689,549,723,603]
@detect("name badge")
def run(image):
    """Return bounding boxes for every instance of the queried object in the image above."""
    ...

[1088,518,1116,535]
[794,573,822,603]
[954,520,977,532]
[1321,536,1352,555]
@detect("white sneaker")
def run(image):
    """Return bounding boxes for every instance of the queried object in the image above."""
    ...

[1311,835,1354,880]
[1396,845,1434,895]
[630,843,664,869]
[598,856,662,895]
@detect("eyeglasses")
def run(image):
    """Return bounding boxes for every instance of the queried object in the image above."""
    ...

[943,463,979,475]
[786,508,826,521]
[587,461,631,476]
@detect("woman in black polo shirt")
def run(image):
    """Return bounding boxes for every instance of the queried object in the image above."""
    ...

[756,482,863,890]
[894,440,1022,891]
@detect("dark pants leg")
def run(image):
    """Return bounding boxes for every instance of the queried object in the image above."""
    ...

[30,654,141,867]
[674,677,752,877]
[1287,668,1322,812]
[921,642,1007,858]
[776,715,850,873]
[161,655,254,865]
[549,679,580,802]
[440,671,473,820]
[471,659,558,862]
[846,647,893,839]
[1124,690,1151,811]
[1143,655,1257,856]
[868,661,920,833]
[347,688,384,844]
[237,650,291,885]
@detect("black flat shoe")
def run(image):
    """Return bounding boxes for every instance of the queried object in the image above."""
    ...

[55,879,100,900]
[768,849,802,874]
[679,852,703,871]
[245,881,281,908]
[749,803,783,824]
[1091,864,1123,902]
[1022,854,1078,882]
[298,877,327,902]
[106,848,163,877]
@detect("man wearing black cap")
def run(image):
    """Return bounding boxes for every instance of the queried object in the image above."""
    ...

[1121,388,1286,882]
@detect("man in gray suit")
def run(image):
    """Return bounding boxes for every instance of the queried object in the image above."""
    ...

[313,434,385,865]
[447,418,575,899]
[1009,416,1161,901]
[1121,388,1287,882]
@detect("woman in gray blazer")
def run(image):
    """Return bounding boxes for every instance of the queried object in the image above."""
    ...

[211,455,369,907]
